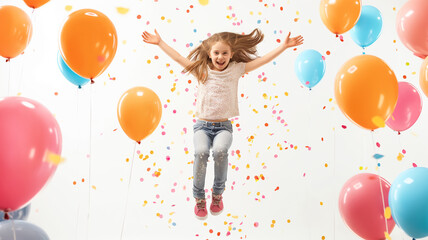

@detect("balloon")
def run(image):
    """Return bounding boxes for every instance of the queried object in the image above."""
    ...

[350,5,383,48]
[386,82,422,132]
[319,0,361,34]
[339,173,395,239]
[334,55,398,130]
[294,49,325,89]
[60,9,117,80]
[419,56,428,97]
[23,0,50,9]
[117,87,162,142]
[389,167,428,238]
[0,205,30,222]
[57,52,90,88]
[0,5,32,59]
[396,0,428,59]
[0,220,49,240]
[0,97,62,211]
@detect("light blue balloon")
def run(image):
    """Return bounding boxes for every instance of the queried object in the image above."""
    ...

[389,167,428,239]
[0,205,30,222]
[0,220,49,240]
[350,5,383,48]
[57,52,90,88]
[294,49,325,89]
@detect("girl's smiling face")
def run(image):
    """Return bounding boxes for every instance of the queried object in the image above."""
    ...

[209,41,234,71]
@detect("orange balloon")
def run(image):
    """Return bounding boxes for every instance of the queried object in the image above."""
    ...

[320,0,361,34]
[0,5,32,59]
[419,56,428,98]
[60,9,117,80]
[335,55,398,130]
[23,0,50,9]
[117,87,162,142]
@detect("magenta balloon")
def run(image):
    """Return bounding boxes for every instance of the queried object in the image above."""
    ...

[386,82,422,132]
[0,97,62,211]
[396,0,428,59]
[339,173,395,239]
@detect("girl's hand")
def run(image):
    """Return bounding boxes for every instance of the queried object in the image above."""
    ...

[284,32,304,48]
[142,29,162,45]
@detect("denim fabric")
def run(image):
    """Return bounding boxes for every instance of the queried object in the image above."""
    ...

[193,120,233,199]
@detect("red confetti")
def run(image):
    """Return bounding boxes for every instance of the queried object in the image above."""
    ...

[376,142,380,147]
[402,149,406,154]
[413,163,418,167]
[274,186,279,191]
[342,125,347,129]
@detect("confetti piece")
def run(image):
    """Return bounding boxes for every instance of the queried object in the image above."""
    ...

[341,125,347,129]
[45,152,65,165]
[65,5,72,11]
[385,232,391,240]
[373,154,384,159]
[116,7,129,14]
[372,116,385,128]
[199,0,209,5]
[413,163,418,167]
[397,153,404,161]
[384,207,391,219]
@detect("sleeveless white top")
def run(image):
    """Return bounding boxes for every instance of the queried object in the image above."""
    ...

[195,61,246,120]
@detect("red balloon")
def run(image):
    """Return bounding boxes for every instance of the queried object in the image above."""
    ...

[339,173,395,239]
[0,97,62,211]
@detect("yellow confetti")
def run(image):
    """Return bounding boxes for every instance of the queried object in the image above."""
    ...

[384,207,391,219]
[199,0,209,5]
[397,152,404,161]
[92,185,96,190]
[116,7,129,14]
[65,5,72,11]
[385,232,391,240]
[372,116,385,128]
[45,152,65,165]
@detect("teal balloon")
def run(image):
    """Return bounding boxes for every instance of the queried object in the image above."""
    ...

[350,5,382,48]
[57,52,90,88]
[294,49,325,89]
[389,167,428,239]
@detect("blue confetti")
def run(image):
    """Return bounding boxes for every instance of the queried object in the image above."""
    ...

[373,154,384,159]
[257,20,261,24]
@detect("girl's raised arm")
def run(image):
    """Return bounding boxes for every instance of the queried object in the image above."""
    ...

[244,32,303,73]
[142,29,193,69]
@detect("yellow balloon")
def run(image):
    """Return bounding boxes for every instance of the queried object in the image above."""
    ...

[117,87,162,142]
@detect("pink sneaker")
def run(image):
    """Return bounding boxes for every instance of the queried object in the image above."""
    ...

[194,198,208,220]
[210,194,224,216]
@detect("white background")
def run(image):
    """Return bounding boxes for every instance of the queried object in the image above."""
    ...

[0,0,426,239]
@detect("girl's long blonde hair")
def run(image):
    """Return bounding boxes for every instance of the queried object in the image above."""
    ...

[184,28,264,84]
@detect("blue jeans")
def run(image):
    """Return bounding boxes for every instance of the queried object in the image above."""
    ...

[193,120,233,199]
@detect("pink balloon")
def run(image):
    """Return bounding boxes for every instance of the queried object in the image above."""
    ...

[396,0,428,59]
[386,82,422,132]
[339,173,395,239]
[0,97,62,211]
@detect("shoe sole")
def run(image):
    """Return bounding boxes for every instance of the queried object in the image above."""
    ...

[210,209,223,216]
[195,214,208,220]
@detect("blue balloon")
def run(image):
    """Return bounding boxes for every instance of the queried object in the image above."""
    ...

[0,220,49,240]
[350,5,382,48]
[57,52,90,88]
[294,49,325,89]
[389,167,428,238]
[0,205,30,222]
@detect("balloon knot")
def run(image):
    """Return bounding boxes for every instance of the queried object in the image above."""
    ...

[4,212,10,220]
[90,79,95,84]
[6,58,10,63]
[137,141,141,144]
[398,131,401,135]
[78,85,82,89]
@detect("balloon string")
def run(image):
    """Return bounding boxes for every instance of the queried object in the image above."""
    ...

[11,219,16,240]
[86,83,93,240]
[120,141,137,240]
[8,60,11,96]
[75,87,81,240]
[371,131,389,235]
